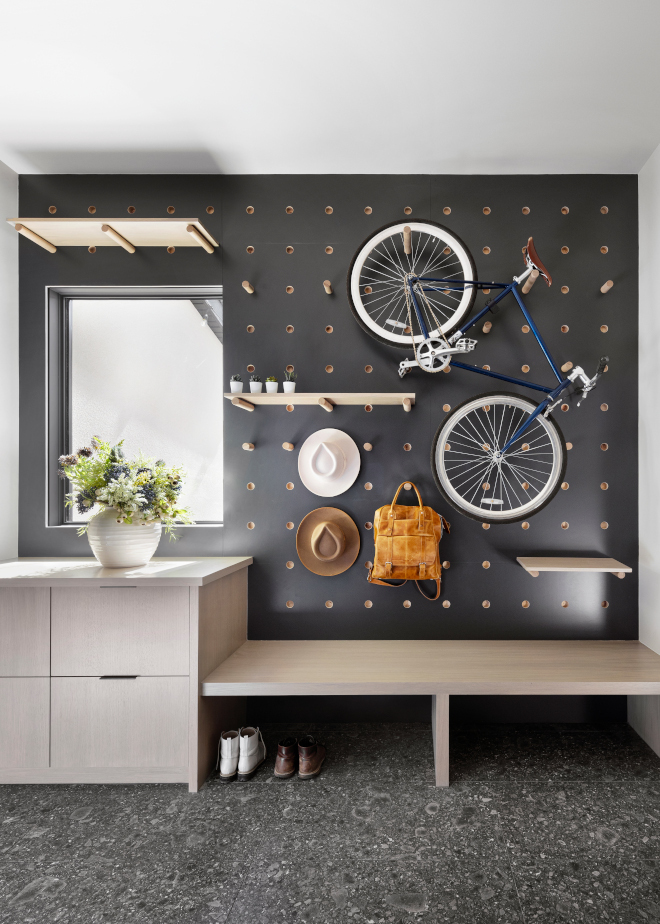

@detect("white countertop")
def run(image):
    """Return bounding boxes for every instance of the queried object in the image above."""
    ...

[0,557,253,587]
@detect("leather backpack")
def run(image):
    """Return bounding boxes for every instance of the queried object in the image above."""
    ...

[367,482,450,600]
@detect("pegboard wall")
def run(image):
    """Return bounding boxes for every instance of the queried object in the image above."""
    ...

[17,174,638,722]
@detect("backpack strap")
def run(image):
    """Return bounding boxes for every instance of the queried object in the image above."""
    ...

[415,578,441,601]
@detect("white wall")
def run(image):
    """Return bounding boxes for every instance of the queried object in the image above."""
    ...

[639,142,660,653]
[0,161,18,560]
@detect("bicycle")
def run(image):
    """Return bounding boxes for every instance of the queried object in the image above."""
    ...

[347,220,608,523]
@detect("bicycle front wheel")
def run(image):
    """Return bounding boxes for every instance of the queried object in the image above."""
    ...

[347,220,477,348]
[431,393,567,523]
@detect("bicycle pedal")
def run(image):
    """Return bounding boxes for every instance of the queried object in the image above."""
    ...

[455,338,477,353]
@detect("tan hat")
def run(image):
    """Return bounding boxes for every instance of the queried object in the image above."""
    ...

[296,507,360,576]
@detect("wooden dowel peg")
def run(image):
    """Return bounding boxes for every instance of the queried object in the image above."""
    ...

[14,223,56,253]
[231,396,255,412]
[561,361,573,373]
[242,442,255,451]
[101,224,136,253]
[323,280,333,294]
[529,570,539,577]
[242,281,255,294]
[403,482,412,490]
[482,321,492,334]
[615,571,626,579]
[403,226,412,255]
[522,269,539,294]
[282,442,294,451]
[403,397,412,412]
[318,397,334,412]
[601,279,614,294]
[186,224,215,254]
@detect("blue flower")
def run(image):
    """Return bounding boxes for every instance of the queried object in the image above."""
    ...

[104,463,130,483]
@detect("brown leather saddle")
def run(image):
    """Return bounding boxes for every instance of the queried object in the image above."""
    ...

[522,236,552,286]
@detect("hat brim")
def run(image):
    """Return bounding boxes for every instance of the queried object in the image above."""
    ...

[298,429,361,497]
[296,507,361,576]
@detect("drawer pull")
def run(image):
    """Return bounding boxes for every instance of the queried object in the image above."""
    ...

[99,675,137,680]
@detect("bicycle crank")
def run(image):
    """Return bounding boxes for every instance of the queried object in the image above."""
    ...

[398,337,478,377]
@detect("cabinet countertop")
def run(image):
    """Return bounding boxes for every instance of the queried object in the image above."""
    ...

[0,557,252,587]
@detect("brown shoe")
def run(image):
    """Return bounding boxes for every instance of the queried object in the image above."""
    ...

[298,735,326,779]
[274,737,298,778]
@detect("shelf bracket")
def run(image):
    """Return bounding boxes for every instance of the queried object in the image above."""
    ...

[231,397,255,412]
[318,397,334,412]
[15,223,56,253]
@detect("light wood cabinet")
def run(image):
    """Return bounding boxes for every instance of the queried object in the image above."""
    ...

[0,588,50,676]
[0,678,50,768]
[51,586,189,676]
[51,676,189,768]
[0,557,250,789]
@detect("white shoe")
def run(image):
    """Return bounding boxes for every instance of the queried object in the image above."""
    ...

[217,730,240,781]
[237,726,266,781]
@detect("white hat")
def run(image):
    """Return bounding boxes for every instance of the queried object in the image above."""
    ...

[298,428,361,497]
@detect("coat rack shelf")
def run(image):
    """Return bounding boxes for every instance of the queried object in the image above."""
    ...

[517,557,632,578]
[6,218,219,252]
[224,392,415,412]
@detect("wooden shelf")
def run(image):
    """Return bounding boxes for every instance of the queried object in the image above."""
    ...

[517,557,632,578]
[7,218,218,250]
[224,392,415,412]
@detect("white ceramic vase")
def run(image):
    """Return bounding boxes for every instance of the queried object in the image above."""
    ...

[283,381,296,393]
[249,382,263,393]
[87,507,162,568]
[230,381,243,393]
[265,381,278,393]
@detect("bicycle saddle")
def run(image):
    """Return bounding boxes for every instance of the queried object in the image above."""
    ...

[522,237,552,286]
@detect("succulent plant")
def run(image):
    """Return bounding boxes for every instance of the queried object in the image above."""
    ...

[229,374,242,382]
[284,370,297,382]
[249,374,262,383]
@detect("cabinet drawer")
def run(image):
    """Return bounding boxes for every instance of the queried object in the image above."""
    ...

[51,586,189,676]
[0,588,50,676]
[51,676,189,768]
[0,678,49,768]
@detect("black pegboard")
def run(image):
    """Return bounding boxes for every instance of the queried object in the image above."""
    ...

[17,174,638,721]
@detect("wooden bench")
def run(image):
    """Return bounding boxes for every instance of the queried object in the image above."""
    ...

[202,639,660,786]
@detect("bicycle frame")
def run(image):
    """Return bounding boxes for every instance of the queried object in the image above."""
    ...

[405,271,573,454]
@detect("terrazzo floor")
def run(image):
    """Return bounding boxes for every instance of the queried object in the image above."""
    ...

[1,722,660,923]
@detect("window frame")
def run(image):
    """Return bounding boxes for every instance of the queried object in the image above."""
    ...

[46,285,224,528]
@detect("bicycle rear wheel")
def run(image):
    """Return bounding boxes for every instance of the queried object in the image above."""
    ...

[431,392,567,523]
[347,220,477,348]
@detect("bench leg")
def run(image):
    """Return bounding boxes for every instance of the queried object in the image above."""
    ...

[431,694,449,787]
[628,695,660,759]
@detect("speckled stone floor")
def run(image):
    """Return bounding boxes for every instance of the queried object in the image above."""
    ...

[2,723,660,923]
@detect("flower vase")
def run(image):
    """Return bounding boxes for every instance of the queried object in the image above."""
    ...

[87,507,162,568]
[283,381,296,393]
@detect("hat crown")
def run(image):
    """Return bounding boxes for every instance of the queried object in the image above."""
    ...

[311,521,346,561]
[310,441,345,480]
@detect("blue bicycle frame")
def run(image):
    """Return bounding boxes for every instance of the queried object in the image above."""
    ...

[406,275,573,454]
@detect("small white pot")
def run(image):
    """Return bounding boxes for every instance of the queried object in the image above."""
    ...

[265,382,278,393]
[229,381,243,393]
[283,381,296,393]
[249,382,263,393]
[87,507,162,569]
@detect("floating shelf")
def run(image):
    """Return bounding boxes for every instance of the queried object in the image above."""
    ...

[224,392,415,412]
[6,218,218,252]
[517,557,632,578]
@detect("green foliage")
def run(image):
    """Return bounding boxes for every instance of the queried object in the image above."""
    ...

[249,374,261,382]
[284,370,297,382]
[229,374,242,382]
[266,376,277,382]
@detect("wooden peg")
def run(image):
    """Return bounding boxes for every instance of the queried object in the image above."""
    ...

[601,279,614,294]
[403,397,412,413]
[101,224,136,253]
[242,281,255,294]
[404,482,412,490]
[482,321,492,334]
[529,570,539,577]
[231,396,255,412]
[615,572,626,580]
[186,224,214,254]
[363,443,373,451]
[242,442,255,451]
[561,361,573,373]
[522,269,539,294]
[403,226,412,255]
[318,397,334,412]
[14,223,56,253]
[323,280,333,294]
[282,442,294,451]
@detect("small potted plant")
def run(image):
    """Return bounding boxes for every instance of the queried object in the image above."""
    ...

[266,376,278,394]
[283,370,297,394]
[229,374,243,394]
[249,374,262,394]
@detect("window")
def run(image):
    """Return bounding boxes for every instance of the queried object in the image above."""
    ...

[48,288,223,525]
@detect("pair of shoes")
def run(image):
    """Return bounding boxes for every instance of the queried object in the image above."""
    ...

[274,735,326,779]
[217,727,266,782]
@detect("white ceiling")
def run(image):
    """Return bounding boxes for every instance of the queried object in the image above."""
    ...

[2,0,659,175]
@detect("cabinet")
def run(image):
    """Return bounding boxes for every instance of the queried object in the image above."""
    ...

[0,557,250,790]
